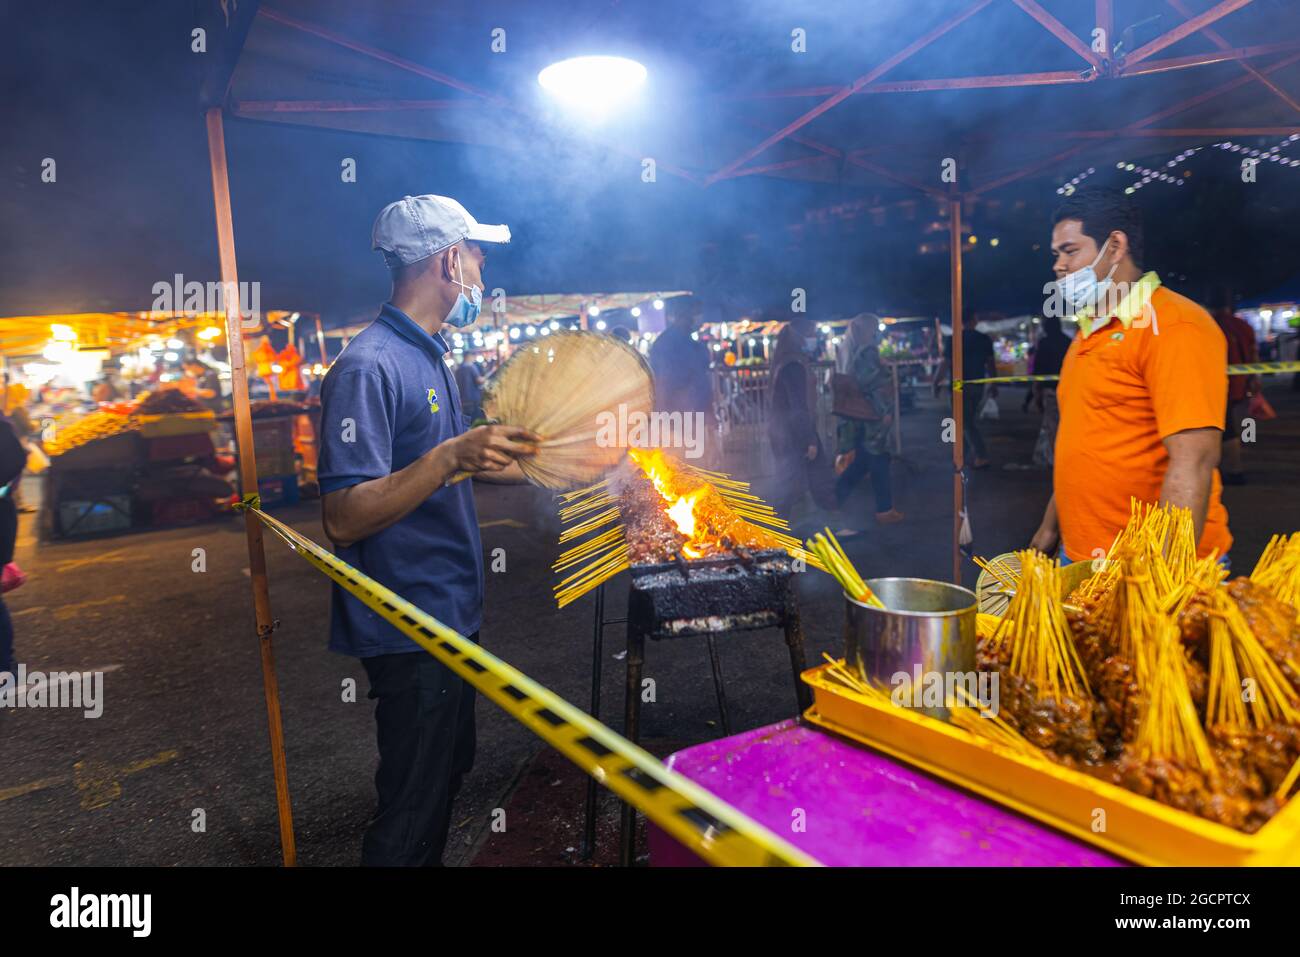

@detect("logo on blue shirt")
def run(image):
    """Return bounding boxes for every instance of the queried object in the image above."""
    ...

[427,387,440,413]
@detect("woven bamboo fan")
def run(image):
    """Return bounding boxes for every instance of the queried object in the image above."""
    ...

[975,550,1106,616]
[974,551,1021,616]
[476,330,654,490]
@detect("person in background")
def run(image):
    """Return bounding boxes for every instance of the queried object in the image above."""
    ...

[937,315,997,468]
[834,314,902,529]
[91,373,120,403]
[0,416,25,692]
[182,358,223,413]
[1030,186,1229,564]
[1020,336,1038,413]
[769,317,836,528]
[1029,314,1071,468]
[647,304,713,461]
[1210,290,1259,485]
[453,356,485,423]
[2,397,34,513]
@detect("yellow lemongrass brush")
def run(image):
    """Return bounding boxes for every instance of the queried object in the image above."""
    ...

[806,529,884,608]
[462,330,654,490]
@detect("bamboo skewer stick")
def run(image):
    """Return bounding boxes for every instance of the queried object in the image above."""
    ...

[1278,754,1300,800]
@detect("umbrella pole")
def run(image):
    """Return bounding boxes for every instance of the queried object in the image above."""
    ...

[205,106,297,867]
[949,192,965,585]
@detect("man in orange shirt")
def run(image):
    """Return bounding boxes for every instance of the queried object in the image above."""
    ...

[1029,187,1231,563]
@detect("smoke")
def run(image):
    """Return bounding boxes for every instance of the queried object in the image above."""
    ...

[5,0,1299,324]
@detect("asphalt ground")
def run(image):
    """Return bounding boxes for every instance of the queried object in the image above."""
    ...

[2,380,1297,866]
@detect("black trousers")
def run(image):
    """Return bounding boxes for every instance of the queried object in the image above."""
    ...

[360,635,478,866]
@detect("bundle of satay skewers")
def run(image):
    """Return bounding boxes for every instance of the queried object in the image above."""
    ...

[805,528,885,609]
[972,499,1300,832]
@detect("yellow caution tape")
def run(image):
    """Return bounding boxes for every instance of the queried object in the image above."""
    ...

[1225,361,1300,375]
[247,506,817,868]
[955,360,1300,390]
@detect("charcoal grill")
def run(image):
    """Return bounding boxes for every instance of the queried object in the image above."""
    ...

[581,544,811,865]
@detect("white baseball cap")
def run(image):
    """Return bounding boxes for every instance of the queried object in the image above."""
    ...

[372,194,511,269]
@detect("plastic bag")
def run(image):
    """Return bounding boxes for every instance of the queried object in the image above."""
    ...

[1249,393,1277,422]
[1,562,27,594]
[978,394,1000,420]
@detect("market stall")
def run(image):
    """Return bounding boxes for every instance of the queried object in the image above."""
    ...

[556,451,1300,865]
[0,310,318,536]
[645,502,1300,867]
[193,0,1300,871]
[39,390,232,537]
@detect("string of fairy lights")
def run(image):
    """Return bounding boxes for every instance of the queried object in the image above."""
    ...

[1057,132,1300,197]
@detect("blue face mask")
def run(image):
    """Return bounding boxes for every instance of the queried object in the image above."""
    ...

[1057,239,1116,315]
[444,252,483,328]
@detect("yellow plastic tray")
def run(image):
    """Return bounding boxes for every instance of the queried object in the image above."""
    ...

[802,663,1300,866]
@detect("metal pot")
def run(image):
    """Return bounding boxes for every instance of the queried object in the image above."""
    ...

[843,577,978,720]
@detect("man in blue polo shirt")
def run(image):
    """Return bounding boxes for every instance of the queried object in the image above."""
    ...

[318,194,539,866]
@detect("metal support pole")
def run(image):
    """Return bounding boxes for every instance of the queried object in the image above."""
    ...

[313,314,328,365]
[205,106,297,867]
[949,192,965,586]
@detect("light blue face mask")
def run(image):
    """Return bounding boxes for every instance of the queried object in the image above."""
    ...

[444,252,483,328]
[1057,239,1116,314]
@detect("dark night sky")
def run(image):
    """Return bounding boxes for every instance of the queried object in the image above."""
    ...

[3,0,1300,327]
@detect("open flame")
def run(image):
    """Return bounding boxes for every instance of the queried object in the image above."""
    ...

[666,487,709,557]
[627,448,737,560]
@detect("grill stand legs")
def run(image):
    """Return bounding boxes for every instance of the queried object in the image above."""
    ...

[580,584,605,862]
[705,634,732,736]
[616,613,806,867]
[784,611,813,713]
[619,623,646,868]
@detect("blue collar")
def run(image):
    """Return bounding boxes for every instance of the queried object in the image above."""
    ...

[377,302,449,361]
